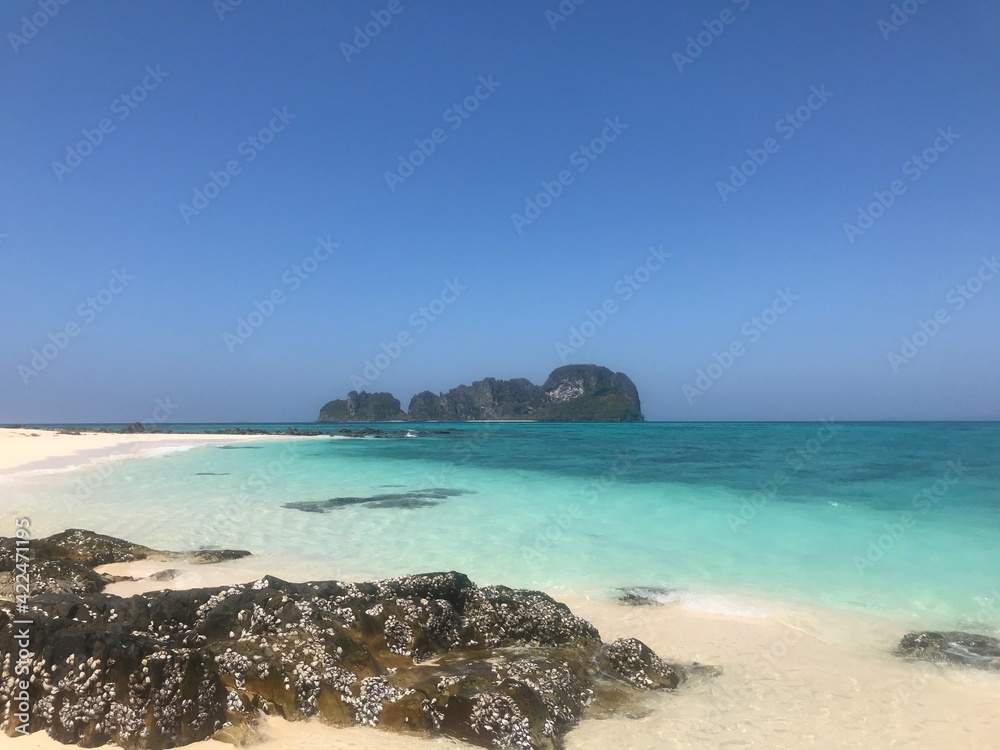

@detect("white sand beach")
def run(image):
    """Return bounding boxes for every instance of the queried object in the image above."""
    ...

[0,427,328,476]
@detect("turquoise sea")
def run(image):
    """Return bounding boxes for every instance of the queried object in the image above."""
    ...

[5,422,1000,633]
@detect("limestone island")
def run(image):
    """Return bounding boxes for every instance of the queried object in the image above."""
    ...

[318,364,644,422]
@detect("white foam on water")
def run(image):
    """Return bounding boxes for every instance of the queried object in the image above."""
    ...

[0,442,203,481]
[675,590,774,619]
[2,461,119,480]
[623,587,682,604]
[616,586,774,618]
[133,445,198,457]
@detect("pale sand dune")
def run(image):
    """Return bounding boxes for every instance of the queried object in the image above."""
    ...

[0,427,328,475]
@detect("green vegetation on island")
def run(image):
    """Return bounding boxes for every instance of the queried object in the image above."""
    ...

[318,364,644,422]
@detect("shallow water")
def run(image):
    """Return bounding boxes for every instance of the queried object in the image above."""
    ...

[4,422,1000,632]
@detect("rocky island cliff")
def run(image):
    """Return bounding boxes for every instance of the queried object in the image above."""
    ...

[318,365,644,423]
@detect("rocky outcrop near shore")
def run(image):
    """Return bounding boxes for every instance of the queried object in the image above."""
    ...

[1,531,706,749]
[895,631,1000,671]
[0,529,249,599]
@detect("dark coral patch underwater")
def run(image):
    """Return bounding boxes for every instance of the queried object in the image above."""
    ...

[282,488,473,513]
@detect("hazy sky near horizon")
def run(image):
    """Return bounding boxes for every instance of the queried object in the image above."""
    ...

[2,0,998,423]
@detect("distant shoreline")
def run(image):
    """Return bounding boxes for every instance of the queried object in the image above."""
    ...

[4,419,998,430]
[0,427,329,476]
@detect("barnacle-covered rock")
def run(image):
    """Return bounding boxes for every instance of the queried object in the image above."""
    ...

[0,534,712,749]
[0,559,109,599]
[895,631,1000,671]
[0,529,250,600]
[600,637,686,690]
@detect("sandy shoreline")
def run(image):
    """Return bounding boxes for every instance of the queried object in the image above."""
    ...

[3,428,1000,749]
[8,554,1000,749]
[0,427,329,476]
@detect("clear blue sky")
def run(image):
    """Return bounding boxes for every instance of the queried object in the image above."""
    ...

[2,0,998,422]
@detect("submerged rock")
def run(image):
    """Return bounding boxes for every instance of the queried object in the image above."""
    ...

[895,631,1000,671]
[206,427,325,436]
[338,426,391,437]
[0,533,714,750]
[600,638,686,690]
[282,488,472,513]
[0,558,110,599]
[333,427,453,438]
[616,586,679,607]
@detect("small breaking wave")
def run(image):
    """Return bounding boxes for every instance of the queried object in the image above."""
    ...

[618,585,773,618]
